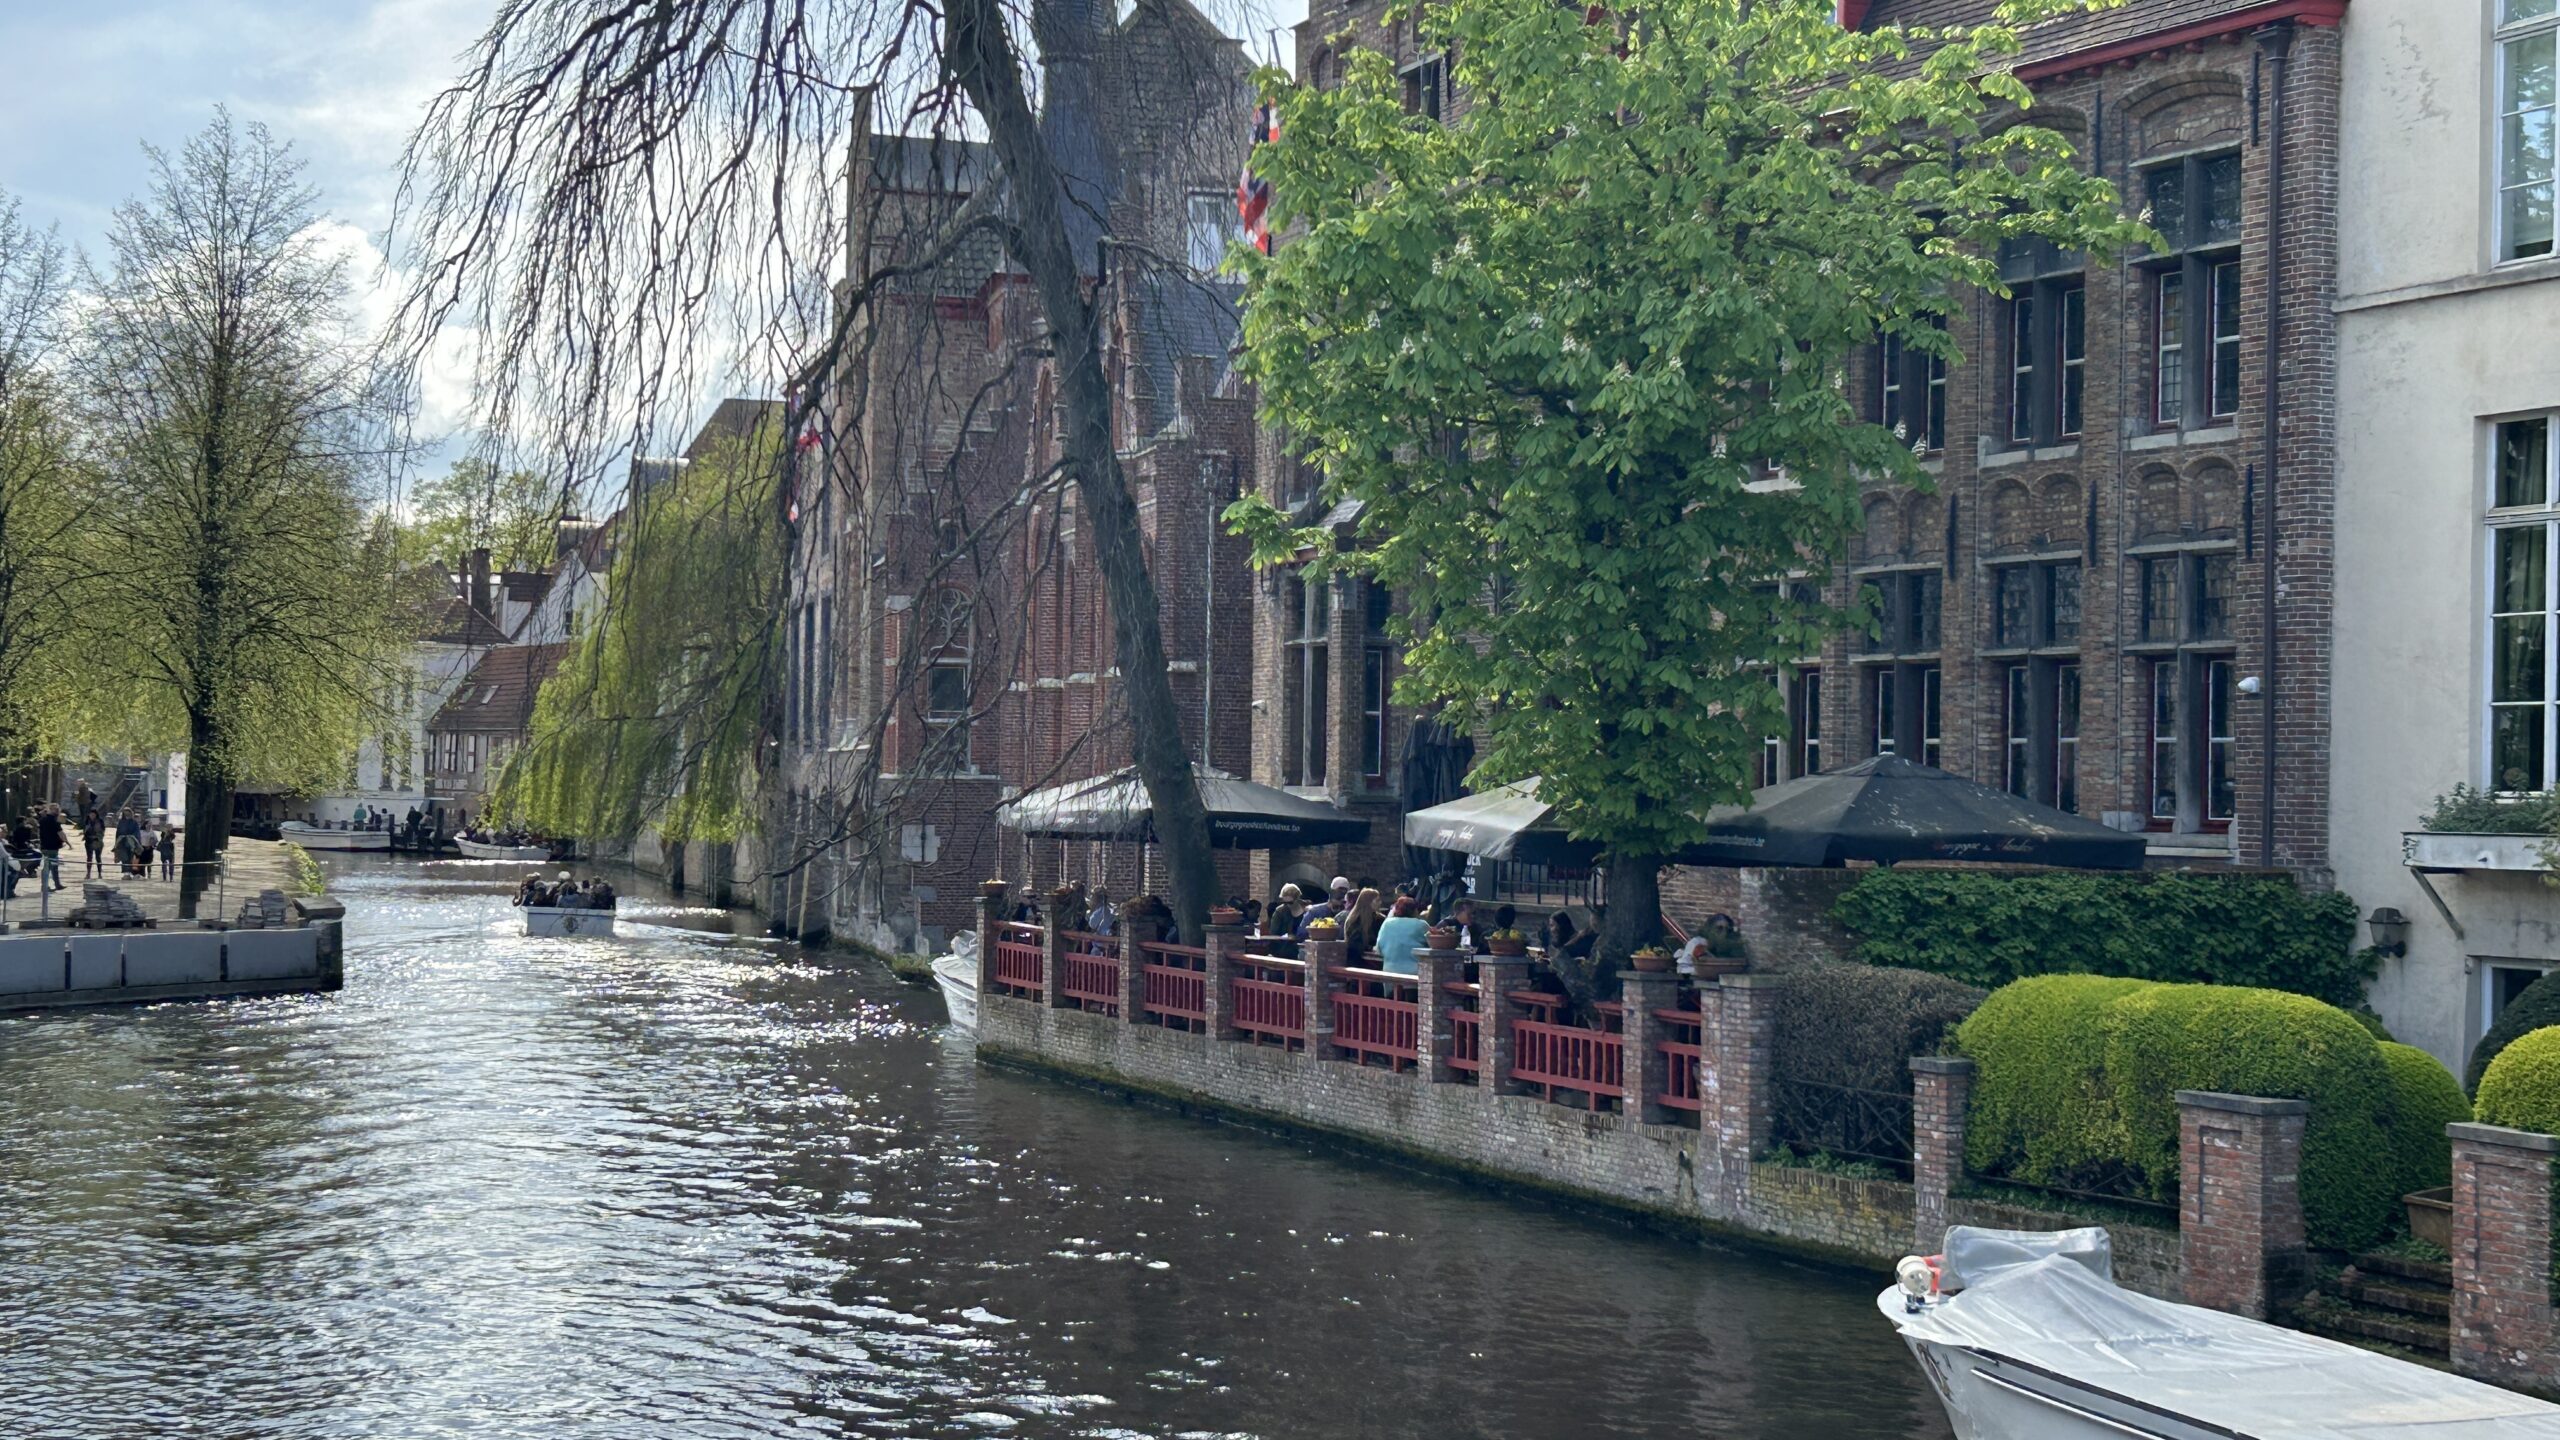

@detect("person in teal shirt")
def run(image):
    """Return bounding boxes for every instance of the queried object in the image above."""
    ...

[1373,896,1430,976]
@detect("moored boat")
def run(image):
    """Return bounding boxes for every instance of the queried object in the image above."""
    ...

[522,905,616,938]
[455,836,553,862]
[1884,1227,2560,1439]
[931,953,979,1034]
[279,821,390,852]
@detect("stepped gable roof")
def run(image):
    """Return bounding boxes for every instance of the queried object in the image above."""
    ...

[429,643,569,735]
[1859,0,2334,78]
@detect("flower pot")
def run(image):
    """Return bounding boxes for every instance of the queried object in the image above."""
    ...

[2405,1186,2453,1252]
[1691,954,1749,980]
[1425,926,1461,951]
[1628,952,1672,974]
[1486,936,1529,957]
[1209,906,1243,926]
[979,879,1011,899]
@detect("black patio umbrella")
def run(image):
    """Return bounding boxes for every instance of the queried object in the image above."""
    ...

[1398,716,1476,883]
[997,767,1371,850]
[1682,755,2147,869]
[1401,755,2144,870]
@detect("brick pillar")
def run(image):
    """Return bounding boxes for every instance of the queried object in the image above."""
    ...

[2176,1091,2310,1320]
[1412,946,1460,1084]
[1201,921,1242,1041]
[1910,1057,1975,1255]
[1041,909,1072,1011]
[975,882,1007,995]
[1707,974,1780,1221]
[1617,968,1680,1126]
[2449,1122,2560,1392]
[1473,955,1528,1095]
[1303,935,1344,1056]
[1119,911,1160,1024]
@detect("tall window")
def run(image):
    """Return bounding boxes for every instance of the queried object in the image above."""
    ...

[2501,0,2558,262]
[1797,668,1824,777]
[2000,240,2086,446]
[1186,192,1231,274]
[1402,54,1446,120]
[1361,649,1388,778]
[2493,415,2560,790]
[1861,568,1940,766]
[1286,572,1332,785]
[2146,655,2238,828]
[1878,324,1948,453]
[2004,661,2082,811]
[1869,665,1941,765]
[2145,151,2245,426]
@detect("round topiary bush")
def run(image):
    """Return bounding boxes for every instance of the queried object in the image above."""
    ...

[2467,971,2560,1093]
[2476,1026,2560,1138]
[2378,1041,2471,1202]
[1957,976,2402,1251]
[1769,963,1984,1161]
[1955,973,2149,1195]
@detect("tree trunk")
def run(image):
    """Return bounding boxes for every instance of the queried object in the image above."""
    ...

[1589,856,1663,997]
[946,0,1220,945]
[180,722,229,920]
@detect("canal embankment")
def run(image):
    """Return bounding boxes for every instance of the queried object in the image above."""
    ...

[0,839,342,1011]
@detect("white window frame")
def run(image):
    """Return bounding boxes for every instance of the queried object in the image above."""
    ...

[2498,0,2560,265]
[1185,191,1231,275]
[2487,412,2560,792]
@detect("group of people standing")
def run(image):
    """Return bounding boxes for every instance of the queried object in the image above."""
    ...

[2,800,177,897]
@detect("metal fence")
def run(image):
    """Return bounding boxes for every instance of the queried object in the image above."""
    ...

[1768,1077,1915,1177]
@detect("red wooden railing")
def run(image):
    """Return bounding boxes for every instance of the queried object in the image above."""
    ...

[1231,952,1307,1049]
[992,922,1045,998]
[1446,982,1481,1074]
[1656,1009,1704,1114]
[1141,940,1209,1031]
[1512,1017,1624,1107]
[1058,930,1120,1015]
[1328,966,1418,1070]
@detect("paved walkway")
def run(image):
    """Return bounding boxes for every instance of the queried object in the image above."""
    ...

[0,837,304,927]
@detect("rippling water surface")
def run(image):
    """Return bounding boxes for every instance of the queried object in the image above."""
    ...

[0,860,1951,1438]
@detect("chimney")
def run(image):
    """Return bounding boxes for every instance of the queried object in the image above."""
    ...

[467,547,493,616]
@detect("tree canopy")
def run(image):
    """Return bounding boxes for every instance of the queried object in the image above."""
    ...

[496,424,786,846]
[1236,0,2146,975]
[404,459,568,575]
[0,192,83,770]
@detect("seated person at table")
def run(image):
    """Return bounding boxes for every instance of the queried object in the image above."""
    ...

[1373,897,1429,976]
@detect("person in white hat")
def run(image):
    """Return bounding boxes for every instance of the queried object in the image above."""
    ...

[1295,875,1357,940]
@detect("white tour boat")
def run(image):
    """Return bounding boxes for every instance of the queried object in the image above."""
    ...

[522,905,617,938]
[456,836,553,862]
[931,933,980,1033]
[1884,1227,2560,1439]
[279,821,390,852]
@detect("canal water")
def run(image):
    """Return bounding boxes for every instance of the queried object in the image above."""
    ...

[0,861,1951,1438]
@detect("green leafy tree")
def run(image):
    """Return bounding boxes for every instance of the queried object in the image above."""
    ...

[404,458,566,576]
[0,191,86,771]
[1237,0,2144,993]
[73,114,407,913]
[496,424,784,846]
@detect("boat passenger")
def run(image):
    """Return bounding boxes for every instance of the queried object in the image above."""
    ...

[589,880,616,911]
[514,873,547,907]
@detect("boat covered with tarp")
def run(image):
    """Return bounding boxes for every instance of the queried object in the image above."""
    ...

[1882,1226,2560,1438]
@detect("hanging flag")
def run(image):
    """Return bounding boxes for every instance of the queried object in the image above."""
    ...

[1235,101,1279,255]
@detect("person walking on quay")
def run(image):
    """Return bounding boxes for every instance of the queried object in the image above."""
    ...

[78,807,103,879]
[159,826,177,881]
[37,804,66,892]
[2,814,32,899]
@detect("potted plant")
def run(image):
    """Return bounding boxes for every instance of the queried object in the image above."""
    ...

[980,878,1011,900]
[1209,904,1244,926]
[1628,944,1673,974]
[1485,927,1529,957]
[1305,916,1342,939]
[1425,924,1461,951]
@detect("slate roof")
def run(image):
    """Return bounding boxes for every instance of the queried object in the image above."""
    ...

[1862,0,2289,74]
[1126,269,1241,436]
[429,643,569,736]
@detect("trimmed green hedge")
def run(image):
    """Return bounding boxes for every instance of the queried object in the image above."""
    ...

[1956,976,2399,1251]
[2468,971,2560,1093]
[1832,869,2374,1010]
[2477,1027,2560,1138]
[2379,1042,2470,1202]
[1770,963,1986,1096]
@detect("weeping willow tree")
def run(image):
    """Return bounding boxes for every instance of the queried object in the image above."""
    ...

[496,424,786,845]
[0,191,86,777]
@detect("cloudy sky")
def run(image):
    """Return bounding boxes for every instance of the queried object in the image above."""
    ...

[0,0,1302,475]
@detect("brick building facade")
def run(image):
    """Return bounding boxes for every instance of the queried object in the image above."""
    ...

[1247,0,2350,914]
[777,0,1261,951]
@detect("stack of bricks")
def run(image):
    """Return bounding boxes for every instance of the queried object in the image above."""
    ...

[67,885,152,929]
[234,889,292,929]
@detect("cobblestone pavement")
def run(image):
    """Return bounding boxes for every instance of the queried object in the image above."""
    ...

[0,837,304,927]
